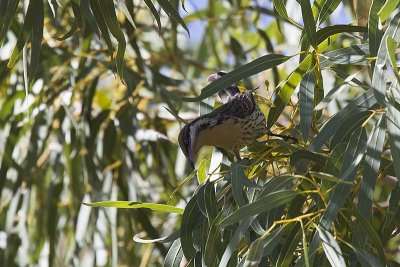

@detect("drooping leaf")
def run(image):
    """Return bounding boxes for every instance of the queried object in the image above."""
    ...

[157,0,190,36]
[369,0,385,69]
[309,89,376,152]
[315,225,346,267]
[299,71,315,142]
[387,105,400,179]
[164,240,184,267]
[357,114,385,247]
[144,0,162,31]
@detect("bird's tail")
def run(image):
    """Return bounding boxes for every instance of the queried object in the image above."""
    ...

[208,71,240,104]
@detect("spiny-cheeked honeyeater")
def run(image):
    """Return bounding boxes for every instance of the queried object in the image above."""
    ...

[178,71,296,168]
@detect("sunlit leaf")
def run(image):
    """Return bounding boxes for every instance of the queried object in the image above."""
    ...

[83,201,184,214]
[377,0,400,23]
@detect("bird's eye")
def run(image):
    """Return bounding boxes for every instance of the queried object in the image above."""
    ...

[183,139,189,145]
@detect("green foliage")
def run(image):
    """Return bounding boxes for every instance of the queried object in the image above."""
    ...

[1,0,400,266]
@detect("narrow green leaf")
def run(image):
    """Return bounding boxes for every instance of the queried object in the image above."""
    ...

[317,0,341,25]
[354,248,384,267]
[53,23,78,41]
[320,127,367,229]
[197,159,208,183]
[299,71,315,142]
[71,1,85,34]
[258,175,295,198]
[377,0,400,23]
[204,181,217,221]
[0,0,20,45]
[103,0,126,80]
[311,0,327,21]
[204,216,220,267]
[309,171,353,184]
[369,0,385,70]
[290,150,327,173]
[144,0,162,31]
[268,33,340,128]
[165,239,184,267]
[168,170,196,203]
[300,0,317,48]
[80,0,101,38]
[83,201,184,214]
[382,181,400,236]
[330,110,373,149]
[357,114,385,247]
[272,0,302,28]
[245,227,284,266]
[372,10,400,106]
[268,55,312,128]
[317,25,367,45]
[89,0,113,57]
[309,89,376,152]
[319,44,370,68]
[306,128,368,266]
[219,217,253,267]
[29,0,44,84]
[231,163,247,208]
[219,190,297,228]
[133,230,180,244]
[386,36,400,82]
[315,225,346,267]
[387,105,400,179]
[7,0,39,68]
[180,196,202,260]
[157,0,190,36]
[277,222,302,266]
[346,209,386,264]
[116,0,135,28]
[315,69,362,110]
[178,54,290,102]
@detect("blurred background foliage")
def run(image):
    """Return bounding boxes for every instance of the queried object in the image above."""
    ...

[0,0,400,266]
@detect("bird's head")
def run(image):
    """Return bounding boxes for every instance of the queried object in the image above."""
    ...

[178,122,197,168]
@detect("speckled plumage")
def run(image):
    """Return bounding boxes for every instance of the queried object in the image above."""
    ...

[184,87,267,159]
[178,72,272,167]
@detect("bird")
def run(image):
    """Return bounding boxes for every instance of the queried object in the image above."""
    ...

[178,71,296,168]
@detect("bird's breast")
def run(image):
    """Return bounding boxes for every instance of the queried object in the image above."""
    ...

[194,119,245,152]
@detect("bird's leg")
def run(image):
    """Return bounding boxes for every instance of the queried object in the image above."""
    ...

[267,130,298,142]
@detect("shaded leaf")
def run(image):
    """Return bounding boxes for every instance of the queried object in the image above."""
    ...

[157,0,190,36]
[299,71,315,142]
[300,0,317,48]
[219,190,297,228]
[315,225,346,267]
[178,54,290,102]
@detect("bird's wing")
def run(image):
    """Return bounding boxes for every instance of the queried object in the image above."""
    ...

[209,91,256,120]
